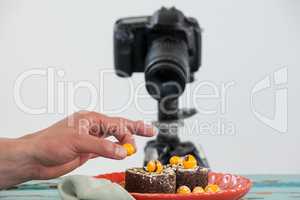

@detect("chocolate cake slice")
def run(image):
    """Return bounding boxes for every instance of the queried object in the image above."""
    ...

[125,167,176,193]
[176,166,209,189]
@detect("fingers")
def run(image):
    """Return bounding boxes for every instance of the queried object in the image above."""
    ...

[71,111,156,148]
[113,124,136,147]
[75,111,156,140]
[97,115,156,138]
[129,120,157,137]
[74,134,127,160]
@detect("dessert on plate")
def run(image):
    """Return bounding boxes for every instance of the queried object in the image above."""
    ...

[124,154,216,194]
[174,155,209,189]
[125,160,176,193]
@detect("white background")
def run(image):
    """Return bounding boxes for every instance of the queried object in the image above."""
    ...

[0,0,299,175]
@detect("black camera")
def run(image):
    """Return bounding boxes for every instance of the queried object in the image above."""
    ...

[114,7,202,100]
[113,8,209,167]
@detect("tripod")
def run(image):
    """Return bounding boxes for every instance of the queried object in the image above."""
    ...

[144,98,209,168]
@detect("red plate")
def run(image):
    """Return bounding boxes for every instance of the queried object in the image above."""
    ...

[95,172,252,200]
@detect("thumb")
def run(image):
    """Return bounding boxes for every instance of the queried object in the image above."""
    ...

[73,134,127,160]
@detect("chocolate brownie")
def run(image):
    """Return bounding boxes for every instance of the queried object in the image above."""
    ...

[176,166,209,189]
[125,167,176,193]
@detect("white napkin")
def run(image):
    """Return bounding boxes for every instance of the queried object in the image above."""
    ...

[58,175,135,200]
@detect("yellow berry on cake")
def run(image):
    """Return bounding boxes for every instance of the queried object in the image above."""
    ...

[177,185,191,194]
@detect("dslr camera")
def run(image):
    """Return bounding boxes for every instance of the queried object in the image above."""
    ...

[114,7,202,99]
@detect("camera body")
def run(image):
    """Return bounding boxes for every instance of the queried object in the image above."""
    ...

[114,7,202,85]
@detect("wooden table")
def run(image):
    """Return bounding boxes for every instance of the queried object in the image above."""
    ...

[0,175,299,200]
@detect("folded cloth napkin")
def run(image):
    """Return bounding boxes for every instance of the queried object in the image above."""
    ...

[58,175,135,200]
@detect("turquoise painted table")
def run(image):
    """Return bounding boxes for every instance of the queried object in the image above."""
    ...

[0,175,299,200]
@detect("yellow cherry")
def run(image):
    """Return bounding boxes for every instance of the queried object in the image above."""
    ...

[123,143,135,156]
[146,160,164,173]
[192,186,205,193]
[155,160,163,173]
[205,184,221,193]
[169,156,183,166]
[146,160,156,172]
[177,185,191,194]
[183,154,197,169]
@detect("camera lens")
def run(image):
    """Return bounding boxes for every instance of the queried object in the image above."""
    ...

[145,37,189,100]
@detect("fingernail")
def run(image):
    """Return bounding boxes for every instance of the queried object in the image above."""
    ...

[153,126,159,135]
[116,146,127,158]
[145,124,158,135]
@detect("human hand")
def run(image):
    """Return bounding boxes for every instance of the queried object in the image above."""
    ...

[0,111,156,188]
